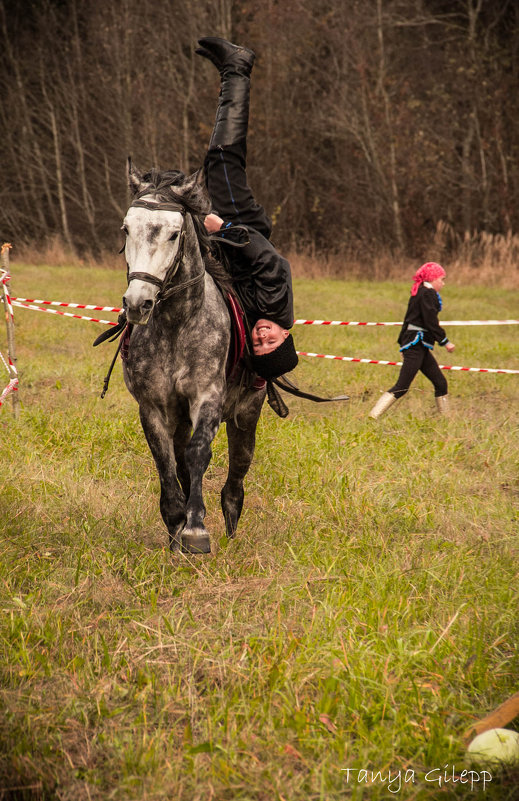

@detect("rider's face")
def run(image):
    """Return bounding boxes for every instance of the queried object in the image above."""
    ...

[251,319,289,355]
[430,275,445,291]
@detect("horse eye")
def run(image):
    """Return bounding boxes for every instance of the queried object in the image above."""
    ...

[121,224,128,235]
[169,232,179,242]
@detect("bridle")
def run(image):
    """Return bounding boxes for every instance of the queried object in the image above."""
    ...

[98,194,208,399]
[126,198,205,302]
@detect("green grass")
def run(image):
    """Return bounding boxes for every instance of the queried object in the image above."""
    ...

[0,263,518,800]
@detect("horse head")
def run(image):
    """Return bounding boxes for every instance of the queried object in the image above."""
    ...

[122,158,211,325]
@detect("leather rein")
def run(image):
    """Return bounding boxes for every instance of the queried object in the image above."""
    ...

[126,198,204,300]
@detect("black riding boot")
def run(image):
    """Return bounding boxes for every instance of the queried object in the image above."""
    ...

[196,36,255,148]
[196,37,270,236]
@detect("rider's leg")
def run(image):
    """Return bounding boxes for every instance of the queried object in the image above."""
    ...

[197,37,272,238]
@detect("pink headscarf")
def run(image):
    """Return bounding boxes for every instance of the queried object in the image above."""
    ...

[410,262,446,296]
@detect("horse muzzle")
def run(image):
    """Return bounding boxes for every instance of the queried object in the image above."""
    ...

[122,293,156,325]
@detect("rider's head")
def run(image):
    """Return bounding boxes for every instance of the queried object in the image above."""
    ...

[250,319,298,379]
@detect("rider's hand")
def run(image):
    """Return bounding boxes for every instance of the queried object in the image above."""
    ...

[204,213,224,233]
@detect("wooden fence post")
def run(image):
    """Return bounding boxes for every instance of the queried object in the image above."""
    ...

[1,243,20,418]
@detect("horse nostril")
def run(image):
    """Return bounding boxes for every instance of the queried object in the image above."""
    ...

[122,297,128,309]
[142,299,154,312]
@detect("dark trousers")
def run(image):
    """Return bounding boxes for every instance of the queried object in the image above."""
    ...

[389,345,448,398]
[204,142,272,240]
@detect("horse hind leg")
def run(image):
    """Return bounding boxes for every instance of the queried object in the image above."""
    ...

[221,409,260,539]
[181,403,223,554]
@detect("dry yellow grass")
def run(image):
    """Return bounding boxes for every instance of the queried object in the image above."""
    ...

[10,224,519,289]
[287,222,519,288]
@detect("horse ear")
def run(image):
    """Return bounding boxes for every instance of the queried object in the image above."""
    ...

[181,168,211,214]
[127,156,146,196]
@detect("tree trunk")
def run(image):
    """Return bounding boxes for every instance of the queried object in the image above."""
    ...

[376,0,403,250]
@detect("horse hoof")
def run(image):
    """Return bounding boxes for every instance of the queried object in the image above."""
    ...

[181,529,211,554]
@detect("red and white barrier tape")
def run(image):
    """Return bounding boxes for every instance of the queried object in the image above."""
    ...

[0,271,19,406]
[297,350,519,375]
[294,318,519,326]
[9,297,519,328]
[0,378,18,407]
[11,297,121,313]
[7,293,519,376]
[11,300,117,327]
[0,349,11,373]
[1,271,15,319]
[0,356,18,406]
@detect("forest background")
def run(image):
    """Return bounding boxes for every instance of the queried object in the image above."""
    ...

[1,0,519,277]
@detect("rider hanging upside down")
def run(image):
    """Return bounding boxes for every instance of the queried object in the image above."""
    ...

[196,36,298,381]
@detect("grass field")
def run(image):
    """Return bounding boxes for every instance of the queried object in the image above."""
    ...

[1,262,518,800]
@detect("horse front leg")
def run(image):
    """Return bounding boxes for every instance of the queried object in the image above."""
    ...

[181,401,222,554]
[221,395,263,538]
[139,407,186,551]
[173,420,192,498]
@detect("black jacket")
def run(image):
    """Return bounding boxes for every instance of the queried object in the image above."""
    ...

[212,224,294,331]
[398,284,449,349]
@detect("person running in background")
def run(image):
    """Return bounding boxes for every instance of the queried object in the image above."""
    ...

[196,36,298,381]
[369,262,455,418]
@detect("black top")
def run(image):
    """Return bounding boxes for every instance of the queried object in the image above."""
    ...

[212,224,294,330]
[398,284,449,349]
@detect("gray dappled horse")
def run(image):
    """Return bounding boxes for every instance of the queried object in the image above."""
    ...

[121,159,266,554]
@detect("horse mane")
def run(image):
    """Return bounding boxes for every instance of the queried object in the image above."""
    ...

[139,169,195,208]
[139,168,234,294]
[203,248,234,295]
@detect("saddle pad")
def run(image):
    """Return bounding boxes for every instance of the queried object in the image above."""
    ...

[225,291,265,389]
[226,291,246,380]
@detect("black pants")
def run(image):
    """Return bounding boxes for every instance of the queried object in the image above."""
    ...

[389,345,448,398]
[205,142,272,240]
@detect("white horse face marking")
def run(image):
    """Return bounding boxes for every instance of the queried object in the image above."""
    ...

[122,205,184,325]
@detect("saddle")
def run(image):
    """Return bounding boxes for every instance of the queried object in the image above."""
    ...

[224,290,265,390]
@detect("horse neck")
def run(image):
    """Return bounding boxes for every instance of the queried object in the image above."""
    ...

[184,214,205,278]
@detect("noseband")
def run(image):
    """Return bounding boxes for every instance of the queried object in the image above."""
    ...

[126,198,204,301]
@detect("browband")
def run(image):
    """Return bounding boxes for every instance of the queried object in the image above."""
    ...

[130,199,186,214]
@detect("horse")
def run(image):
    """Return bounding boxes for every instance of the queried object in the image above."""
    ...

[120,159,266,554]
